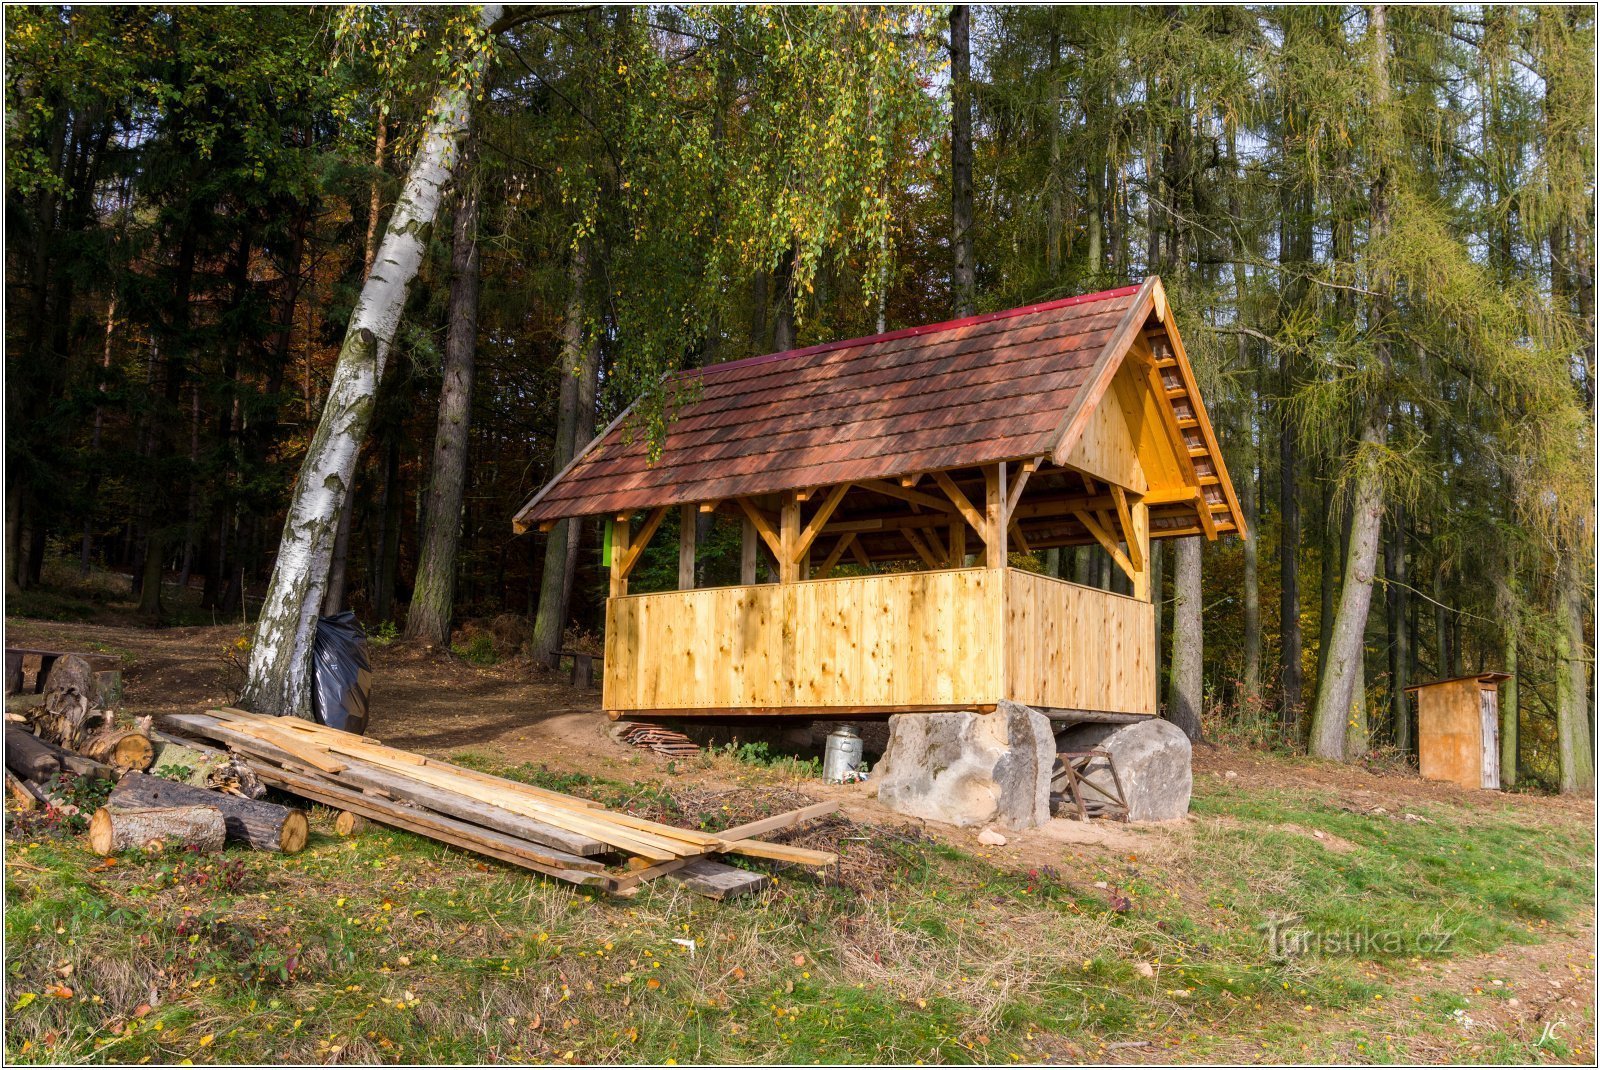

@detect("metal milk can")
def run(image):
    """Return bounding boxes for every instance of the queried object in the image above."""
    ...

[822,724,865,783]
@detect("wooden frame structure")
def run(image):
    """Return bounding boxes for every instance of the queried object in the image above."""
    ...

[515,277,1246,722]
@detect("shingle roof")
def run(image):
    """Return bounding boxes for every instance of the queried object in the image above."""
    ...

[515,283,1147,526]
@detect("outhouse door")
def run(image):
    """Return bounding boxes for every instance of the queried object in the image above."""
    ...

[1479,687,1501,790]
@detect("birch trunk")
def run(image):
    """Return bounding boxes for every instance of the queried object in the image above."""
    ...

[406,130,481,645]
[1165,536,1203,741]
[240,6,500,718]
[1307,422,1385,760]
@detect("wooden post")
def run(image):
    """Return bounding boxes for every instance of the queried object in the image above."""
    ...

[678,504,696,590]
[1131,499,1151,601]
[779,493,801,584]
[983,464,1008,568]
[610,514,631,598]
[950,520,966,566]
[740,516,758,584]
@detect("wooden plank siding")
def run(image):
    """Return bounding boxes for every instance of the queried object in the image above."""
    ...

[1003,570,1156,715]
[603,568,1156,717]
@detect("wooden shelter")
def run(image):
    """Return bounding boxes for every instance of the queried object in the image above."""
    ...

[515,277,1246,722]
[1405,673,1512,791]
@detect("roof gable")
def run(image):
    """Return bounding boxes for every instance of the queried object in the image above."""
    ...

[513,276,1245,540]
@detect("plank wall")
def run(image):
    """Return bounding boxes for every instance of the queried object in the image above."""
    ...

[1003,569,1157,715]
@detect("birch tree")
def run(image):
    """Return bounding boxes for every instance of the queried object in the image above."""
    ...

[240,6,501,718]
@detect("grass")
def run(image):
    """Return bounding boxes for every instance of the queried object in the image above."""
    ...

[4,761,1593,1065]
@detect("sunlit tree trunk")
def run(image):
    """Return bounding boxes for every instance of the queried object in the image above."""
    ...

[241,6,500,718]
[406,131,481,646]
[1494,570,1517,787]
[1555,549,1594,793]
[1165,536,1203,740]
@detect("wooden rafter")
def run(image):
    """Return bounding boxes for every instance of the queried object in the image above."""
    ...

[931,470,986,533]
[1109,486,1143,572]
[793,483,851,561]
[1072,509,1135,583]
[1005,457,1042,519]
[815,533,855,578]
[923,524,949,566]
[1008,520,1031,555]
[735,498,783,560]
[901,528,939,569]
[847,534,873,569]
[858,479,955,513]
[617,506,670,578]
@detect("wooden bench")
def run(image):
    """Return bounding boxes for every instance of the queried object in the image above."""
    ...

[553,649,600,690]
[5,647,122,701]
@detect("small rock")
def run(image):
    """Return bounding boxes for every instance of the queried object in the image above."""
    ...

[1223,770,1238,780]
[1135,962,1155,978]
[1508,998,1520,1008]
[1312,830,1326,840]
[1093,880,1109,889]
[977,827,1008,847]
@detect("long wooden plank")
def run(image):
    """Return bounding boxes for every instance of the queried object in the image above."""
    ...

[609,801,840,892]
[931,471,986,533]
[178,714,690,861]
[253,763,607,883]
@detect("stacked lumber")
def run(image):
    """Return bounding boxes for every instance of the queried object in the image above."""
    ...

[166,708,836,898]
[616,722,701,757]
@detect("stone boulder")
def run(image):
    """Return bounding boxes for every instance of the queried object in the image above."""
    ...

[876,701,1054,830]
[1054,718,1192,822]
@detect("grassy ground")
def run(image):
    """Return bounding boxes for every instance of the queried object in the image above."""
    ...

[5,751,1594,1065]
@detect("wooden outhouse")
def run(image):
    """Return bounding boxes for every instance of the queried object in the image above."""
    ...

[514,276,1247,723]
[1406,673,1512,791]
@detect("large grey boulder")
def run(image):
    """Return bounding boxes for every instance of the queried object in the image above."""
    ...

[876,700,1054,830]
[1055,718,1192,822]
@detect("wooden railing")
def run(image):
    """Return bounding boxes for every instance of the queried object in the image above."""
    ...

[603,567,1156,716]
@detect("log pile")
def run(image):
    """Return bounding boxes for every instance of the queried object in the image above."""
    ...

[167,707,838,898]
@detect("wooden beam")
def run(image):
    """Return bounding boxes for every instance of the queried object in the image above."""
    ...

[698,501,719,513]
[923,524,949,566]
[1110,486,1143,572]
[983,464,1008,567]
[1004,457,1042,519]
[794,483,851,561]
[815,533,855,578]
[609,516,631,598]
[1143,485,1201,506]
[931,470,987,533]
[901,528,939,569]
[735,498,783,561]
[779,493,801,583]
[618,505,669,579]
[848,535,873,569]
[949,519,966,565]
[1008,520,1031,556]
[1073,509,1135,583]
[678,504,696,589]
[858,478,957,514]
[900,472,924,489]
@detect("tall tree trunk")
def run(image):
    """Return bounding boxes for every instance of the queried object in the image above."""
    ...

[241,7,499,718]
[1277,373,1302,725]
[1494,571,1518,787]
[771,246,796,351]
[406,132,481,645]
[1555,549,1594,793]
[1386,506,1411,751]
[530,248,596,666]
[1045,28,1062,279]
[949,4,976,317]
[1317,475,1339,691]
[1150,538,1164,693]
[1241,458,1262,711]
[1165,536,1203,741]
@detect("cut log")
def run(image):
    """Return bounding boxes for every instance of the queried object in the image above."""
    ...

[5,725,63,782]
[6,770,38,811]
[335,810,369,836]
[89,805,225,855]
[8,726,115,782]
[108,773,308,853]
[82,726,155,772]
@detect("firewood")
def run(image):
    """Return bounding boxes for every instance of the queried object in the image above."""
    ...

[334,810,369,836]
[5,725,61,783]
[6,770,38,811]
[88,805,225,855]
[108,773,308,853]
[7,726,115,783]
[81,725,155,772]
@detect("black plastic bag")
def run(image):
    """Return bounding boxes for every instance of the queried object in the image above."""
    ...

[311,611,372,735]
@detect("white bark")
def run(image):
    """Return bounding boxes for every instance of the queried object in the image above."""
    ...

[241,6,501,718]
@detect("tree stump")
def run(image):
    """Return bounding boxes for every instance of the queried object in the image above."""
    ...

[35,655,107,751]
[108,773,308,853]
[89,805,225,855]
[334,810,369,836]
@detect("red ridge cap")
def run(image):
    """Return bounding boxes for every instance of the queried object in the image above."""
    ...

[679,281,1146,380]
